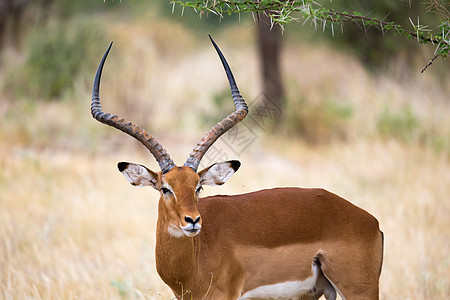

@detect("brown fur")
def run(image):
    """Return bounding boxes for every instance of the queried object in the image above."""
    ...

[152,167,383,300]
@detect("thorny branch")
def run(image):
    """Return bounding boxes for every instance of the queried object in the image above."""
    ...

[171,0,450,70]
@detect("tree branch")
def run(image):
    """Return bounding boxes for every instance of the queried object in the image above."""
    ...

[171,0,450,61]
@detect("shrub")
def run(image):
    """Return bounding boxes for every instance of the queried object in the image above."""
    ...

[377,105,419,141]
[8,18,105,100]
[284,96,354,144]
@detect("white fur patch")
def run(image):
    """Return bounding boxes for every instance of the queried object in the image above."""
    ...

[120,163,156,187]
[167,224,185,238]
[181,223,201,237]
[239,264,319,300]
[200,162,236,186]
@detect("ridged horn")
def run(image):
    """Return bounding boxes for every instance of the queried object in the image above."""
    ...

[184,35,248,172]
[91,42,176,174]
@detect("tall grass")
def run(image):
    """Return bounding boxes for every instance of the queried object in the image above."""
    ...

[1,6,449,299]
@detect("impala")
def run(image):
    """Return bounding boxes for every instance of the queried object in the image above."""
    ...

[91,36,383,300]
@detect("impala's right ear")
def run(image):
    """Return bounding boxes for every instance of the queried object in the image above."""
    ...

[117,162,159,189]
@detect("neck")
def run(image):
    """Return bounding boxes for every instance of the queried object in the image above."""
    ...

[155,202,199,295]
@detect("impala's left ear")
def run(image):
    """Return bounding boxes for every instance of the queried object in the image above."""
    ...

[198,160,241,186]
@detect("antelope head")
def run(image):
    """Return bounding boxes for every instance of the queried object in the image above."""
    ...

[91,36,248,238]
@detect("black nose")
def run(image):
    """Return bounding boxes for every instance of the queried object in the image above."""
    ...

[185,216,201,225]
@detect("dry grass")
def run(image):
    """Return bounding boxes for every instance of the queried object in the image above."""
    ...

[1,9,449,300]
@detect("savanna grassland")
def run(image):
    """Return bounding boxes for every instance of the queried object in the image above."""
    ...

[1,2,449,299]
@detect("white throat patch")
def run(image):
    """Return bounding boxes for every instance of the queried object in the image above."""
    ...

[167,224,185,238]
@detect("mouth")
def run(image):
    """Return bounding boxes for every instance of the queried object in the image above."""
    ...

[182,225,201,237]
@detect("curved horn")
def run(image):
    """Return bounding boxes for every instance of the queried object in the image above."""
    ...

[91,42,176,174]
[184,36,248,172]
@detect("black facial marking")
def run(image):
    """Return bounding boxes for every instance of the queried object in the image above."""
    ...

[161,187,172,195]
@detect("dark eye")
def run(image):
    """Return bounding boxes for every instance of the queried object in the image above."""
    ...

[196,186,203,194]
[161,187,172,195]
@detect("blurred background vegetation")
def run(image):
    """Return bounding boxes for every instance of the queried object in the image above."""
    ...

[0,0,449,299]
[1,0,449,149]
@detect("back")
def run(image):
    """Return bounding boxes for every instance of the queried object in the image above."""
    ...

[197,187,380,247]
